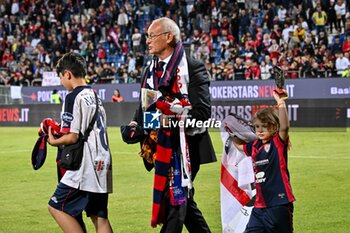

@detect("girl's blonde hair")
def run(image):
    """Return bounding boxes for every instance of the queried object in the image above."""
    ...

[253,107,280,133]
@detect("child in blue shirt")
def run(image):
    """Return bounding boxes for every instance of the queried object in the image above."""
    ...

[232,90,295,233]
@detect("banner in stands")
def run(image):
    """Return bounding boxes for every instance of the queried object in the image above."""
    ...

[42,72,61,86]
[1,100,348,128]
[20,79,350,104]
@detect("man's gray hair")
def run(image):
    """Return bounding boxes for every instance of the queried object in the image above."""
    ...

[153,17,181,43]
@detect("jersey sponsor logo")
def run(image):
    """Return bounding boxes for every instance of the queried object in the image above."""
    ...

[256,171,266,183]
[62,112,74,122]
[255,159,269,166]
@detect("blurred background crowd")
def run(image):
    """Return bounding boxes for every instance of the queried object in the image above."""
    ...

[0,0,349,87]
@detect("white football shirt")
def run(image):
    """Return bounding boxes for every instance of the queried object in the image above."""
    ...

[60,86,112,193]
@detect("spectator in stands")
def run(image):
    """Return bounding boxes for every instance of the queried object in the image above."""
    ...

[268,39,280,60]
[287,60,300,79]
[214,65,225,81]
[239,9,250,36]
[200,14,211,35]
[86,62,99,84]
[328,0,338,33]
[342,34,350,53]
[277,5,287,24]
[245,58,261,80]
[197,40,210,63]
[225,62,235,80]
[1,49,13,68]
[127,53,136,74]
[300,55,312,78]
[312,5,327,34]
[330,35,343,55]
[341,64,350,77]
[345,17,350,32]
[131,27,142,53]
[7,72,23,86]
[244,33,257,51]
[316,31,329,47]
[287,30,298,50]
[335,51,350,76]
[302,34,315,56]
[99,62,115,83]
[0,0,349,84]
[260,60,273,80]
[334,0,346,32]
[322,56,336,77]
[111,88,123,102]
[135,50,145,71]
[294,22,306,45]
[234,56,246,80]
[0,69,9,85]
[116,64,128,83]
[282,22,292,43]
[309,57,323,78]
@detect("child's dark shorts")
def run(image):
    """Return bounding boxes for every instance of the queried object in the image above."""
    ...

[245,203,294,233]
[48,182,109,218]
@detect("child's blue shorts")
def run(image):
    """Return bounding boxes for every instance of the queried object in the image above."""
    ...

[48,182,109,218]
[245,203,294,233]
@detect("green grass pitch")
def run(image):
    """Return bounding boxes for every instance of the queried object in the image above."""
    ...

[0,127,349,233]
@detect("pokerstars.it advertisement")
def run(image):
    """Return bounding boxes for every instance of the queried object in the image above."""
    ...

[0,107,29,123]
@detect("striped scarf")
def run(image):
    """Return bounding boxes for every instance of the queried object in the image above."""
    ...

[143,42,192,228]
[32,118,62,170]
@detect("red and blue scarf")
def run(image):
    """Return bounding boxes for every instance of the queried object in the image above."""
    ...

[143,42,192,227]
[31,118,63,172]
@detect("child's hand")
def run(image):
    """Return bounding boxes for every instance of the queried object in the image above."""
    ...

[273,89,288,104]
[47,126,56,146]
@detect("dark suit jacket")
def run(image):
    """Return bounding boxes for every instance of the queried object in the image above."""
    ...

[133,56,217,179]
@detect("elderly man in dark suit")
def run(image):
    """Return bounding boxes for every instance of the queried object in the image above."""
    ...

[128,17,216,233]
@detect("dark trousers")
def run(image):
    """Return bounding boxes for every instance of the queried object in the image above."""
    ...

[160,188,211,233]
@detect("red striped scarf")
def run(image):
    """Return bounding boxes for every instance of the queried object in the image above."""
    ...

[144,42,191,227]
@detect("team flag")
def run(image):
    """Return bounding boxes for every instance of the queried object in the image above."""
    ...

[220,114,257,233]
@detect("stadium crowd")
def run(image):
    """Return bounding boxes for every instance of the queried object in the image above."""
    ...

[0,0,350,87]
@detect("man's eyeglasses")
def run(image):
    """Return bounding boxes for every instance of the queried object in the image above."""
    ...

[145,31,170,40]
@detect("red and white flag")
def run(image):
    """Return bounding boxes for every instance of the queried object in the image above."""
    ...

[220,131,255,233]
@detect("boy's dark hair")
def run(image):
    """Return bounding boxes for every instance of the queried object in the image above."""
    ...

[253,107,280,132]
[56,52,87,78]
